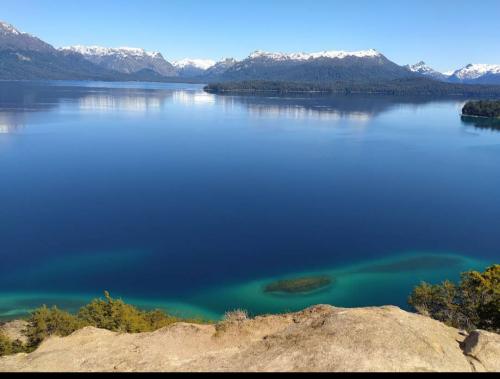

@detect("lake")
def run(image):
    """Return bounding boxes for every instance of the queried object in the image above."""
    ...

[0,81,498,320]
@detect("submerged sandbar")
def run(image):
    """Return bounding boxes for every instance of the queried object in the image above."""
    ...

[264,276,334,294]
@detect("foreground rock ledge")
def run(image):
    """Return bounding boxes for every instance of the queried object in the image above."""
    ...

[1,305,499,372]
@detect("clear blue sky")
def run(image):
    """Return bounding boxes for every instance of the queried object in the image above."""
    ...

[2,0,500,72]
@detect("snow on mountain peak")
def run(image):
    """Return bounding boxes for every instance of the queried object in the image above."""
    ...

[172,58,216,70]
[407,61,436,74]
[453,63,500,80]
[407,61,427,70]
[248,49,381,61]
[405,61,453,81]
[0,21,23,35]
[61,45,162,59]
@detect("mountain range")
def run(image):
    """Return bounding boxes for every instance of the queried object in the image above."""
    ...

[448,64,500,85]
[59,46,178,77]
[1,20,500,87]
[405,61,500,85]
[0,21,168,81]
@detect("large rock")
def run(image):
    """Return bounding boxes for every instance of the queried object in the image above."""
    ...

[0,305,497,372]
[462,330,500,372]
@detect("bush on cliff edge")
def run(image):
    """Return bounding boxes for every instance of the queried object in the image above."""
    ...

[0,333,25,356]
[409,264,499,332]
[21,291,190,353]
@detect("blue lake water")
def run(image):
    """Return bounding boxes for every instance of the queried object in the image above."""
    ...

[0,81,498,320]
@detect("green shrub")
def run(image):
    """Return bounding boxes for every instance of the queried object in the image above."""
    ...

[77,291,179,333]
[143,309,180,331]
[24,305,88,350]
[0,333,27,357]
[0,333,13,356]
[409,265,499,332]
[23,291,183,350]
[1,291,209,357]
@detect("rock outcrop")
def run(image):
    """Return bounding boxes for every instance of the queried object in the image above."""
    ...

[462,331,500,372]
[1,305,498,372]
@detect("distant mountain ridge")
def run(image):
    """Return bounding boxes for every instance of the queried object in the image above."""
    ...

[60,46,178,77]
[246,48,382,61]
[203,58,238,79]
[448,64,500,85]
[405,61,450,82]
[212,49,417,83]
[172,58,216,77]
[0,21,54,53]
[405,61,500,85]
[0,21,171,81]
[2,19,500,87]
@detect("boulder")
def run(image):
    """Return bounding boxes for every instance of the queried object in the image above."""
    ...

[462,330,500,372]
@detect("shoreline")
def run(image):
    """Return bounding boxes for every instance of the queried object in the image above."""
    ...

[461,113,500,120]
[204,87,500,97]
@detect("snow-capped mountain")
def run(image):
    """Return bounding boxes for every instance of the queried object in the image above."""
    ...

[0,20,172,81]
[204,58,237,78]
[216,49,415,82]
[405,61,449,81]
[0,21,54,53]
[448,64,500,85]
[247,48,382,61]
[0,21,22,35]
[3,18,500,89]
[63,45,163,59]
[173,58,216,77]
[60,45,178,77]
[453,64,500,80]
[173,58,216,70]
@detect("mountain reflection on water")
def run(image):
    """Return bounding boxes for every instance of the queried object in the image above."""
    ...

[220,92,463,121]
[0,112,26,134]
[0,80,470,133]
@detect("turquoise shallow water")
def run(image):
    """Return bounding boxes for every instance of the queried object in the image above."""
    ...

[0,81,499,320]
[192,252,489,317]
[0,251,491,321]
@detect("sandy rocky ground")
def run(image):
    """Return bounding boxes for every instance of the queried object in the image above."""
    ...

[0,305,499,372]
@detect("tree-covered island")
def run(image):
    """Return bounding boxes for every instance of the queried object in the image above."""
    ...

[462,100,500,118]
